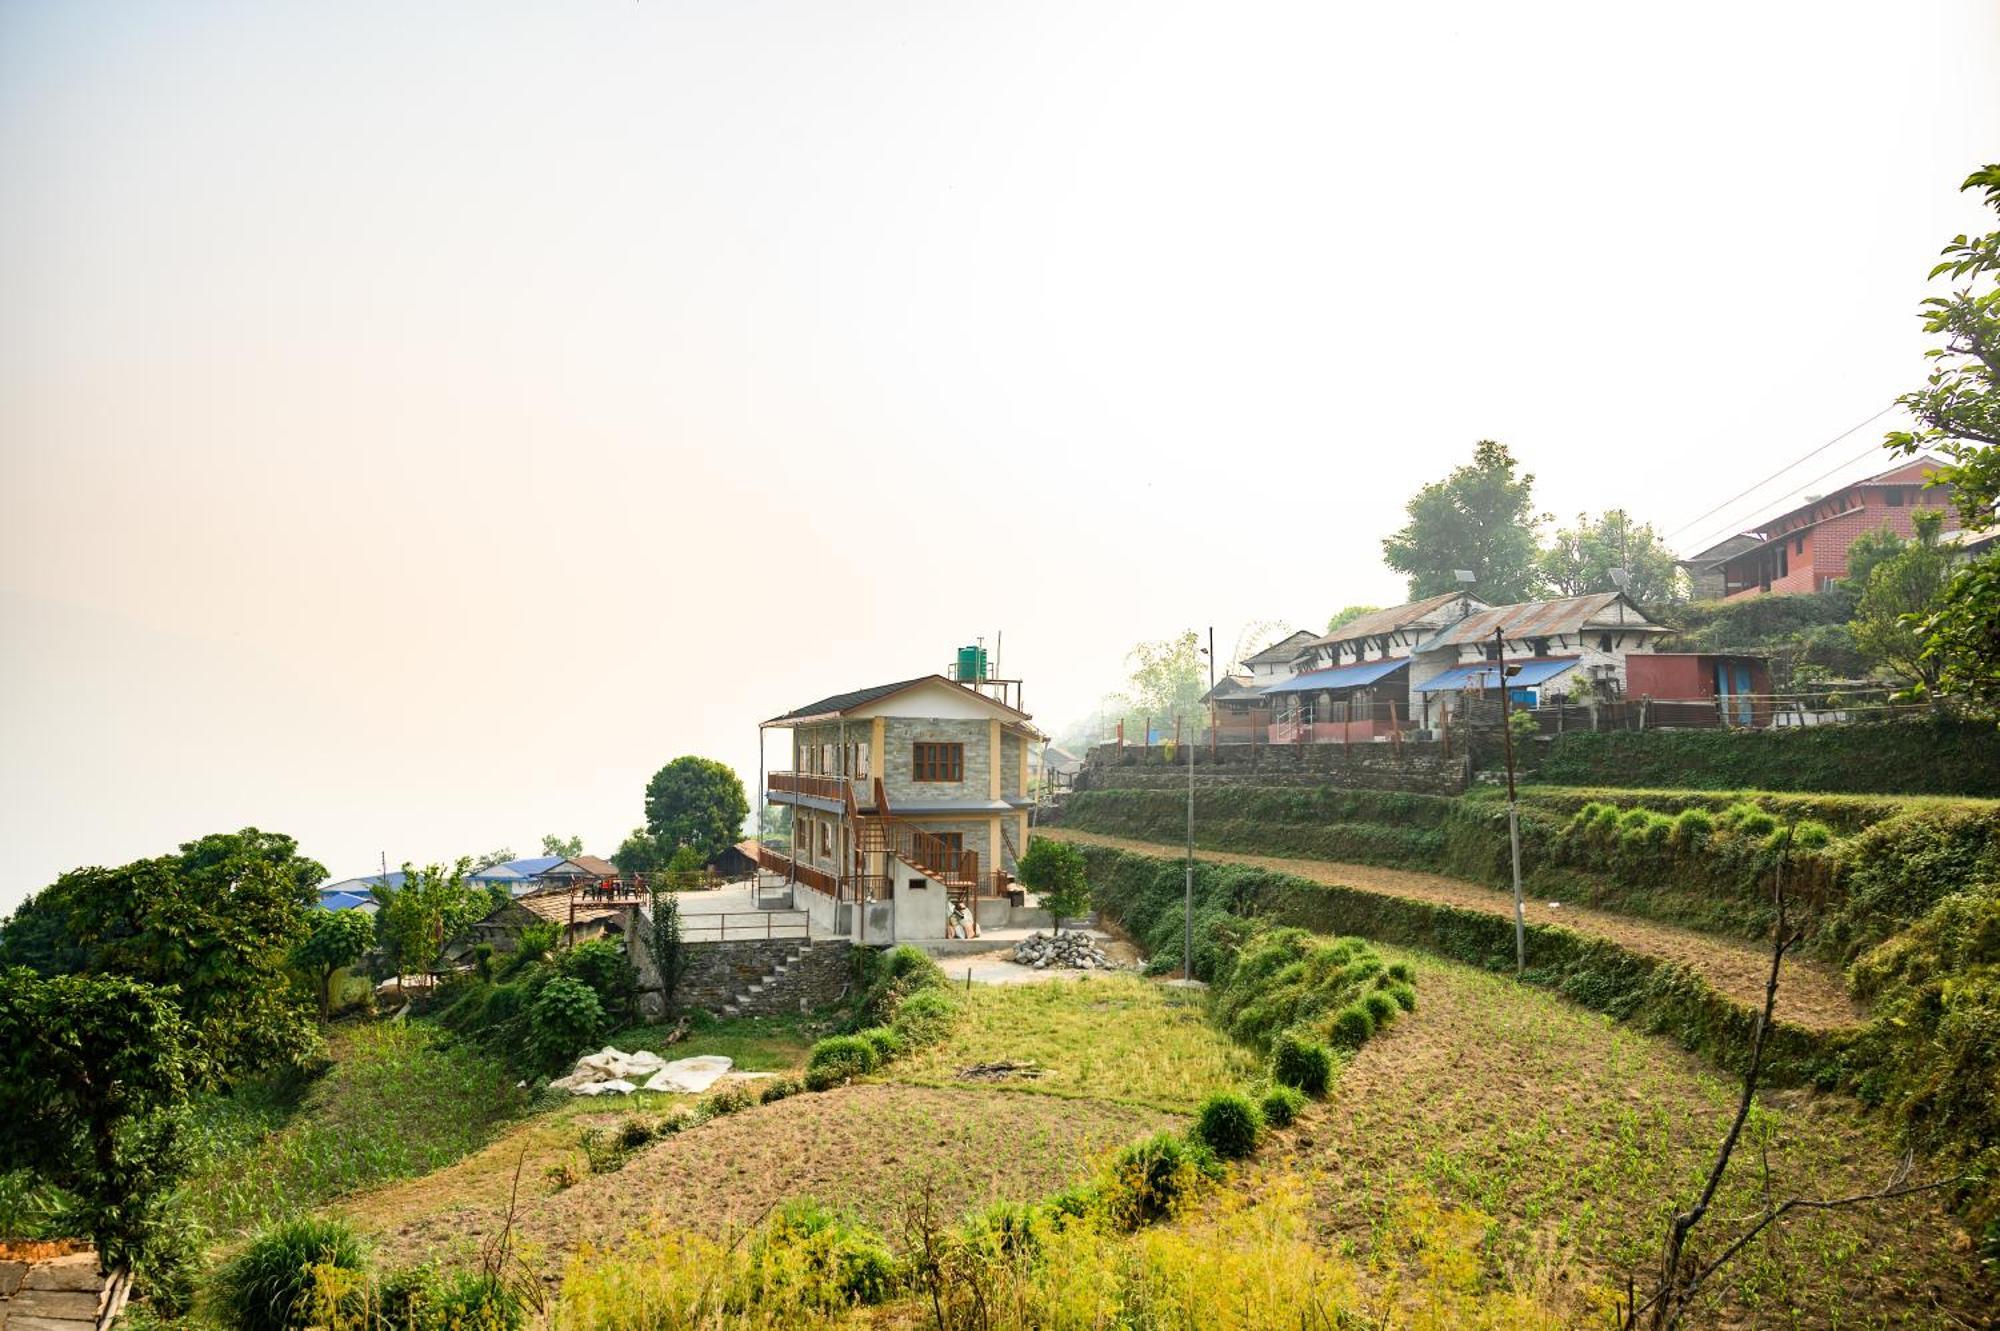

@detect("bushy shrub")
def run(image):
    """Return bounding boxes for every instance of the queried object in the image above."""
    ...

[216,1217,367,1331]
[1271,1031,1332,1096]
[617,1117,655,1150]
[857,1026,902,1063]
[748,1200,899,1308]
[554,939,640,1025]
[1783,819,1833,851]
[1388,981,1418,1012]
[852,945,949,1028]
[1722,802,1778,838]
[803,1065,845,1093]
[527,975,604,1074]
[1259,1084,1307,1129]
[888,988,960,1047]
[760,1076,802,1104]
[705,1085,753,1116]
[1329,1003,1374,1049]
[1361,989,1399,1027]
[1671,807,1715,847]
[1210,927,1402,1051]
[1102,1132,1222,1229]
[379,1265,524,1331]
[806,1034,877,1084]
[1191,1091,1263,1160]
[1385,960,1415,984]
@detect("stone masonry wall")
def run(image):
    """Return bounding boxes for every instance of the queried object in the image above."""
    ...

[1080,741,1469,796]
[0,1250,122,1331]
[882,717,993,805]
[627,911,852,1017]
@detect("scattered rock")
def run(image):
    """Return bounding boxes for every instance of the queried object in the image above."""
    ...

[958,1061,1045,1081]
[1011,931,1118,970]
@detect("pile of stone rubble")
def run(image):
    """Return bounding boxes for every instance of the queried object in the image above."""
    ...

[1011,931,1117,970]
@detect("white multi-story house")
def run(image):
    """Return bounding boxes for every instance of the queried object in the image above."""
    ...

[759,672,1043,941]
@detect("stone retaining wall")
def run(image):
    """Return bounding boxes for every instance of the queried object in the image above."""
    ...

[627,910,852,1018]
[1080,741,1469,795]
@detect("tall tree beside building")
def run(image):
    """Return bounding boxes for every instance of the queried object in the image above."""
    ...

[1852,509,1953,697]
[1885,163,2000,709]
[1323,605,1380,634]
[540,833,584,858]
[1382,440,1547,602]
[643,756,750,865]
[1117,631,1209,735]
[1538,509,1686,607]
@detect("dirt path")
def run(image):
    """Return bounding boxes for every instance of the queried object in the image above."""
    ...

[1046,827,1866,1031]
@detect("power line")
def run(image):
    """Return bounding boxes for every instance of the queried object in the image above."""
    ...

[1678,438,1896,556]
[1664,403,1899,548]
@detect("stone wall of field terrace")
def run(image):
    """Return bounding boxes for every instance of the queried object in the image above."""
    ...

[1080,741,1470,796]
[629,911,853,1018]
[0,1250,124,1331]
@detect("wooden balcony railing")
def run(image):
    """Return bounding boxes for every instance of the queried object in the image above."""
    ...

[752,843,841,897]
[856,817,981,892]
[767,771,857,802]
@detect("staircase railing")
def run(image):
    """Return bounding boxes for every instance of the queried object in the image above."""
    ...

[856,817,980,891]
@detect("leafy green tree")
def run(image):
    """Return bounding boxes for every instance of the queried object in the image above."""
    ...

[289,910,375,1019]
[1016,839,1090,934]
[643,757,749,864]
[1324,605,1380,635]
[1886,164,2000,523]
[1853,509,1953,696]
[1537,509,1685,607]
[1924,552,2000,715]
[540,833,584,858]
[372,859,486,985]
[1114,631,1209,737]
[1886,165,2000,709]
[612,828,663,878]
[0,969,198,1294]
[1382,441,1547,602]
[473,846,515,868]
[0,828,324,1083]
[1842,526,1908,590]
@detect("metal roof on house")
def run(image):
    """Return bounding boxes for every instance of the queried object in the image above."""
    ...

[1259,659,1409,695]
[1240,630,1318,665]
[1412,593,1663,651]
[1301,593,1476,650]
[1201,674,1261,702]
[762,674,1034,725]
[315,888,378,912]
[1414,658,1581,692]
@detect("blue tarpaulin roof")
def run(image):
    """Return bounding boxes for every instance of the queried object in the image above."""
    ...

[1414,658,1580,693]
[1260,659,1408,695]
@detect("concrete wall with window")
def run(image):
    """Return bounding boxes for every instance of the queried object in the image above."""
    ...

[878,717,992,806]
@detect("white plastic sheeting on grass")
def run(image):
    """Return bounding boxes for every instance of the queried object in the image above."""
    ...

[549,1046,734,1096]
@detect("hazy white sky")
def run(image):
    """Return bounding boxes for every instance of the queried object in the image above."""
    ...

[3,1,1997,907]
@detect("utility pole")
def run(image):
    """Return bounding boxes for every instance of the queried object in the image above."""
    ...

[1494,627,1526,977]
[1207,625,1217,759]
[1184,720,1195,983]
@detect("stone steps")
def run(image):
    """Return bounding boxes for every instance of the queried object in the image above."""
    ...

[718,943,810,1018]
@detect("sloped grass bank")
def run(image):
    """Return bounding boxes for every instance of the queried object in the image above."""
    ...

[1076,841,1839,1084]
[1283,945,1992,1329]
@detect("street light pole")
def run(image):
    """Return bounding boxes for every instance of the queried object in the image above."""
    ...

[1495,627,1526,977]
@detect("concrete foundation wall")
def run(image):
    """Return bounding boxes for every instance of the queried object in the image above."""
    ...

[1081,741,1468,796]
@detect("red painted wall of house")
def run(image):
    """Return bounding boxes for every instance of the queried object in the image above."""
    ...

[1722,487,1954,598]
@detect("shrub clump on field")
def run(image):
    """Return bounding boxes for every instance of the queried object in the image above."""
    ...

[1259,1084,1307,1128]
[377,1265,525,1331]
[889,988,960,1048]
[1208,927,1405,1054]
[759,1076,802,1105]
[1101,1131,1222,1230]
[1271,1031,1333,1097]
[1191,1091,1262,1160]
[526,975,604,1074]
[805,1034,878,1086]
[857,1026,903,1062]
[216,1216,368,1331]
[1329,1003,1374,1049]
[746,1200,899,1309]
[851,945,949,1028]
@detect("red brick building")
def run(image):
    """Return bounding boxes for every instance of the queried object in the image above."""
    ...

[1718,458,1958,598]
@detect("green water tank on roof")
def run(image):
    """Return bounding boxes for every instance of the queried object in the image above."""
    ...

[956,645,988,682]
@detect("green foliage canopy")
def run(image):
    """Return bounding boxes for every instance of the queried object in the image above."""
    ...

[1323,605,1380,634]
[1852,509,1953,695]
[289,909,375,1018]
[1538,509,1685,607]
[0,969,198,1275]
[540,834,584,858]
[643,756,750,864]
[1382,440,1546,602]
[0,828,324,1082]
[372,859,487,983]
[1016,837,1090,933]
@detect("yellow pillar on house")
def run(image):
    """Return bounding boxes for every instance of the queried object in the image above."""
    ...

[870,716,885,790]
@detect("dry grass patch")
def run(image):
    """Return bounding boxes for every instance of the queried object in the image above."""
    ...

[888,972,1259,1112]
[1276,947,1990,1329]
[357,1082,1175,1275]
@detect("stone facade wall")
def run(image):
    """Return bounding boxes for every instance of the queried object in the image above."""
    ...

[0,1250,122,1331]
[882,717,994,804]
[1080,741,1468,796]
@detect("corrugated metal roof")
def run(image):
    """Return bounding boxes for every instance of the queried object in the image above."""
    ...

[1240,630,1318,665]
[1260,658,1409,695]
[1414,658,1581,693]
[1302,593,1476,650]
[1412,593,1661,651]
[315,889,378,912]
[1202,674,1261,702]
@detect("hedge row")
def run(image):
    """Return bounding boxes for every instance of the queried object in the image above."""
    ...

[1530,716,2000,798]
[1078,843,1840,1086]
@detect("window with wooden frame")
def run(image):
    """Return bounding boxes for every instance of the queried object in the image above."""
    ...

[819,820,833,857]
[911,741,964,782]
